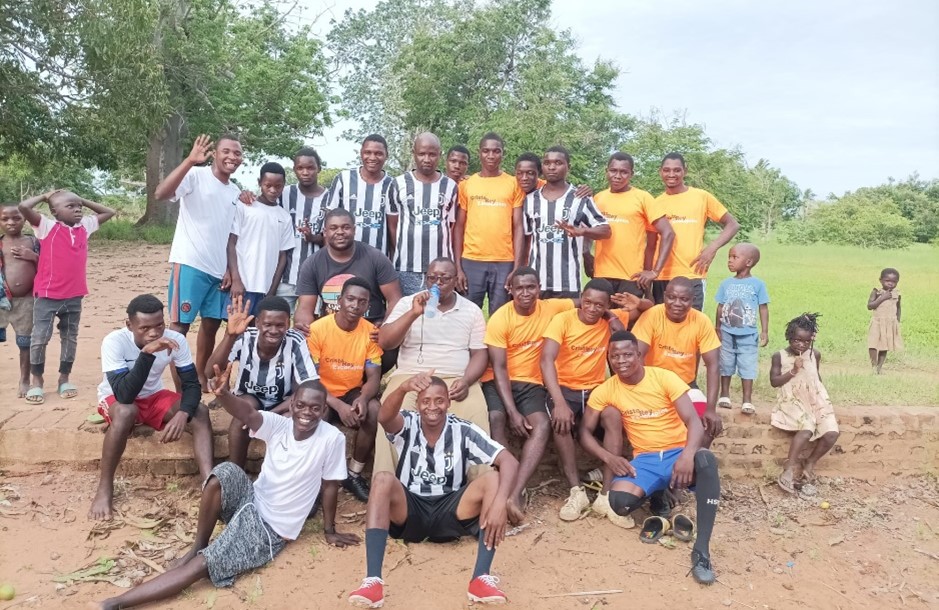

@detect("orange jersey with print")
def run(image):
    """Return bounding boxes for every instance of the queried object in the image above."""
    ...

[587,366,690,454]
[458,172,525,262]
[593,187,662,280]
[484,298,575,384]
[307,315,383,396]
[542,308,631,390]
[653,187,728,280]
[632,305,720,384]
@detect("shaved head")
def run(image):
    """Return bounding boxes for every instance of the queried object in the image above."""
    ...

[733,242,761,265]
[413,132,441,151]
[666,276,695,293]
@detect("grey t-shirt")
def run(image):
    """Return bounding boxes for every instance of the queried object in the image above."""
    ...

[296,242,398,323]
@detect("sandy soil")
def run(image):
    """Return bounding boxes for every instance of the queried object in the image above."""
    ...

[1,243,938,609]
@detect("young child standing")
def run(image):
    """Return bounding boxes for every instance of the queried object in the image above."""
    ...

[226,162,294,316]
[1,205,40,397]
[714,243,769,414]
[18,190,115,403]
[769,313,839,494]
[867,267,902,374]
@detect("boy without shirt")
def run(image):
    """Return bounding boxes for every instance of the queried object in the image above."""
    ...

[0,205,40,397]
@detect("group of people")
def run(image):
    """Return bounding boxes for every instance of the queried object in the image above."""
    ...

[0,128,890,609]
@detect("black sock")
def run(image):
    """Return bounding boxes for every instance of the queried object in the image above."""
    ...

[365,528,388,579]
[692,449,720,558]
[472,529,496,579]
[649,490,669,515]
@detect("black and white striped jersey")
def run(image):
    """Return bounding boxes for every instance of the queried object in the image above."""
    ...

[389,410,504,496]
[228,328,318,409]
[388,171,458,273]
[523,185,607,293]
[280,185,328,286]
[326,168,396,255]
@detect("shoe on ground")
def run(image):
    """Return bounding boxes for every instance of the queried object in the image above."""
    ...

[741,402,756,414]
[592,492,635,529]
[349,577,384,607]
[343,473,371,502]
[581,467,603,483]
[467,574,506,604]
[559,486,590,521]
[690,550,716,585]
[717,397,732,409]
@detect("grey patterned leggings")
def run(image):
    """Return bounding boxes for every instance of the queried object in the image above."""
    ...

[30,296,83,375]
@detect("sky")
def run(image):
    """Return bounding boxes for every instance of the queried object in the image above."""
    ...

[243,0,939,197]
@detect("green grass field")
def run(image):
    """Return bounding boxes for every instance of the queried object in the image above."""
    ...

[703,241,938,407]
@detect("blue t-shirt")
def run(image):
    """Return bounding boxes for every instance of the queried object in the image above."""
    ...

[715,276,769,335]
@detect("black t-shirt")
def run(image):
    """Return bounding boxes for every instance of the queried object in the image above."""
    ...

[296,242,398,323]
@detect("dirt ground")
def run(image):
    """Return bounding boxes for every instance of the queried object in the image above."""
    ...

[1,243,939,609]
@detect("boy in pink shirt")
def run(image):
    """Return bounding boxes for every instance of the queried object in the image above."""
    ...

[18,189,115,403]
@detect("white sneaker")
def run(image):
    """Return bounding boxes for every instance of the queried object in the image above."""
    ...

[592,492,635,529]
[559,486,590,521]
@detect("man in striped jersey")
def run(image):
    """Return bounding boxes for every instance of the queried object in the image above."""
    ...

[348,371,519,608]
[387,133,459,296]
[521,146,611,299]
[205,295,317,468]
[326,134,396,256]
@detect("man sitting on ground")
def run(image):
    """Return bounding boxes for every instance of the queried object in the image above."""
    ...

[579,331,721,585]
[90,294,213,521]
[205,295,317,467]
[347,371,519,608]
[97,369,359,610]
[307,277,384,502]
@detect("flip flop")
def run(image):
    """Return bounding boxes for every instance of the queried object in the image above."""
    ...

[777,472,797,495]
[639,516,671,544]
[741,402,756,414]
[672,514,696,542]
[717,397,732,409]
[58,382,78,399]
[86,412,106,425]
[25,387,45,405]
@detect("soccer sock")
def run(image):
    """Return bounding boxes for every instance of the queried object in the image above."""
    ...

[349,459,366,475]
[649,489,669,514]
[365,528,388,579]
[692,449,721,558]
[472,529,496,579]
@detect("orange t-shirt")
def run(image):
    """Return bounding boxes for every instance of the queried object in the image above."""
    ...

[653,187,728,280]
[307,315,383,397]
[593,187,662,280]
[458,172,525,262]
[587,366,690,454]
[483,298,575,384]
[632,305,721,384]
[542,309,631,390]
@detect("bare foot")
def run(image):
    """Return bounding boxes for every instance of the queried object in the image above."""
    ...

[89,488,114,521]
[168,548,198,570]
[506,497,525,526]
[802,464,818,484]
[18,381,29,398]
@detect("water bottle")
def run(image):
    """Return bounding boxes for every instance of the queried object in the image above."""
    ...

[425,285,440,318]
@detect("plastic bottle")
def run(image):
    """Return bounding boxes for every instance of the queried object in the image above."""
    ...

[425,285,440,318]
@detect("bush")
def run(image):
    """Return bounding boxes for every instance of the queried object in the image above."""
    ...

[94,219,174,244]
[783,194,914,249]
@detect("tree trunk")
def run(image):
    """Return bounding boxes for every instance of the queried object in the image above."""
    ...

[138,111,185,226]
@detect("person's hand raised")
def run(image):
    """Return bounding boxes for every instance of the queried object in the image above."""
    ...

[226,294,255,336]
[187,134,214,165]
[402,370,435,394]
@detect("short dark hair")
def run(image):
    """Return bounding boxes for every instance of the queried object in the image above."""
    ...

[259,161,286,180]
[362,134,388,152]
[583,278,614,297]
[609,330,639,347]
[785,312,821,341]
[341,276,372,297]
[447,145,471,159]
[424,376,450,394]
[217,132,241,145]
[609,151,634,170]
[257,296,291,317]
[324,207,354,223]
[127,294,163,318]
[667,277,695,293]
[510,265,539,283]
[515,152,542,173]
[293,147,323,167]
[545,145,570,164]
[661,152,686,168]
[479,132,504,148]
[294,379,327,399]
[880,267,900,279]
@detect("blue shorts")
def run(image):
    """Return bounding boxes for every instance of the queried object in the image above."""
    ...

[222,291,266,318]
[168,264,228,324]
[719,331,759,379]
[613,447,685,495]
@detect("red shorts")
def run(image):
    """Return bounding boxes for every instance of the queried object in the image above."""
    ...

[688,388,707,418]
[97,389,180,431]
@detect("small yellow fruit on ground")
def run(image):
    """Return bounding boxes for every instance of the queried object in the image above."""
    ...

[820,501,831,510]
[0,583,15,600]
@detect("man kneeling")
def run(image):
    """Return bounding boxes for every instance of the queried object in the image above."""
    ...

[348,372,519,608]
[98,365,359,609]
[579,331,721,584]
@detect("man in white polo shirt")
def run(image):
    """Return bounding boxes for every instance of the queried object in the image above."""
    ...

[374,257,490,473]
[155,133,244,391]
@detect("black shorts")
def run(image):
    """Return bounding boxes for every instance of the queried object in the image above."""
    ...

[601,279,645,298]
[482,380,548,417]
[652,278,705,310]
[324,387,363,424]
[547,386,593,418]
[540,290,580,300]
[389,485,479,543]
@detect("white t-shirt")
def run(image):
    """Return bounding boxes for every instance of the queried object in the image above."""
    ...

[97,328,192,401]
[169,166,241,278]
[231,202,295,293]
[251,412,347,540]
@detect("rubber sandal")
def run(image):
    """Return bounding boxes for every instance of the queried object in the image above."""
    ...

[58,382,78,399]
[583,480,604,493]
[741,402,756,414]
[639,516,671,543]
[86,413,106,424]
[25,387,45,405]
[717,397,732,409]
[672,514,696,542]
[777,472,797,495]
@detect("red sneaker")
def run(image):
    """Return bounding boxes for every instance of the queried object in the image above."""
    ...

[348,577,384,608]
[467,574,506,604]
